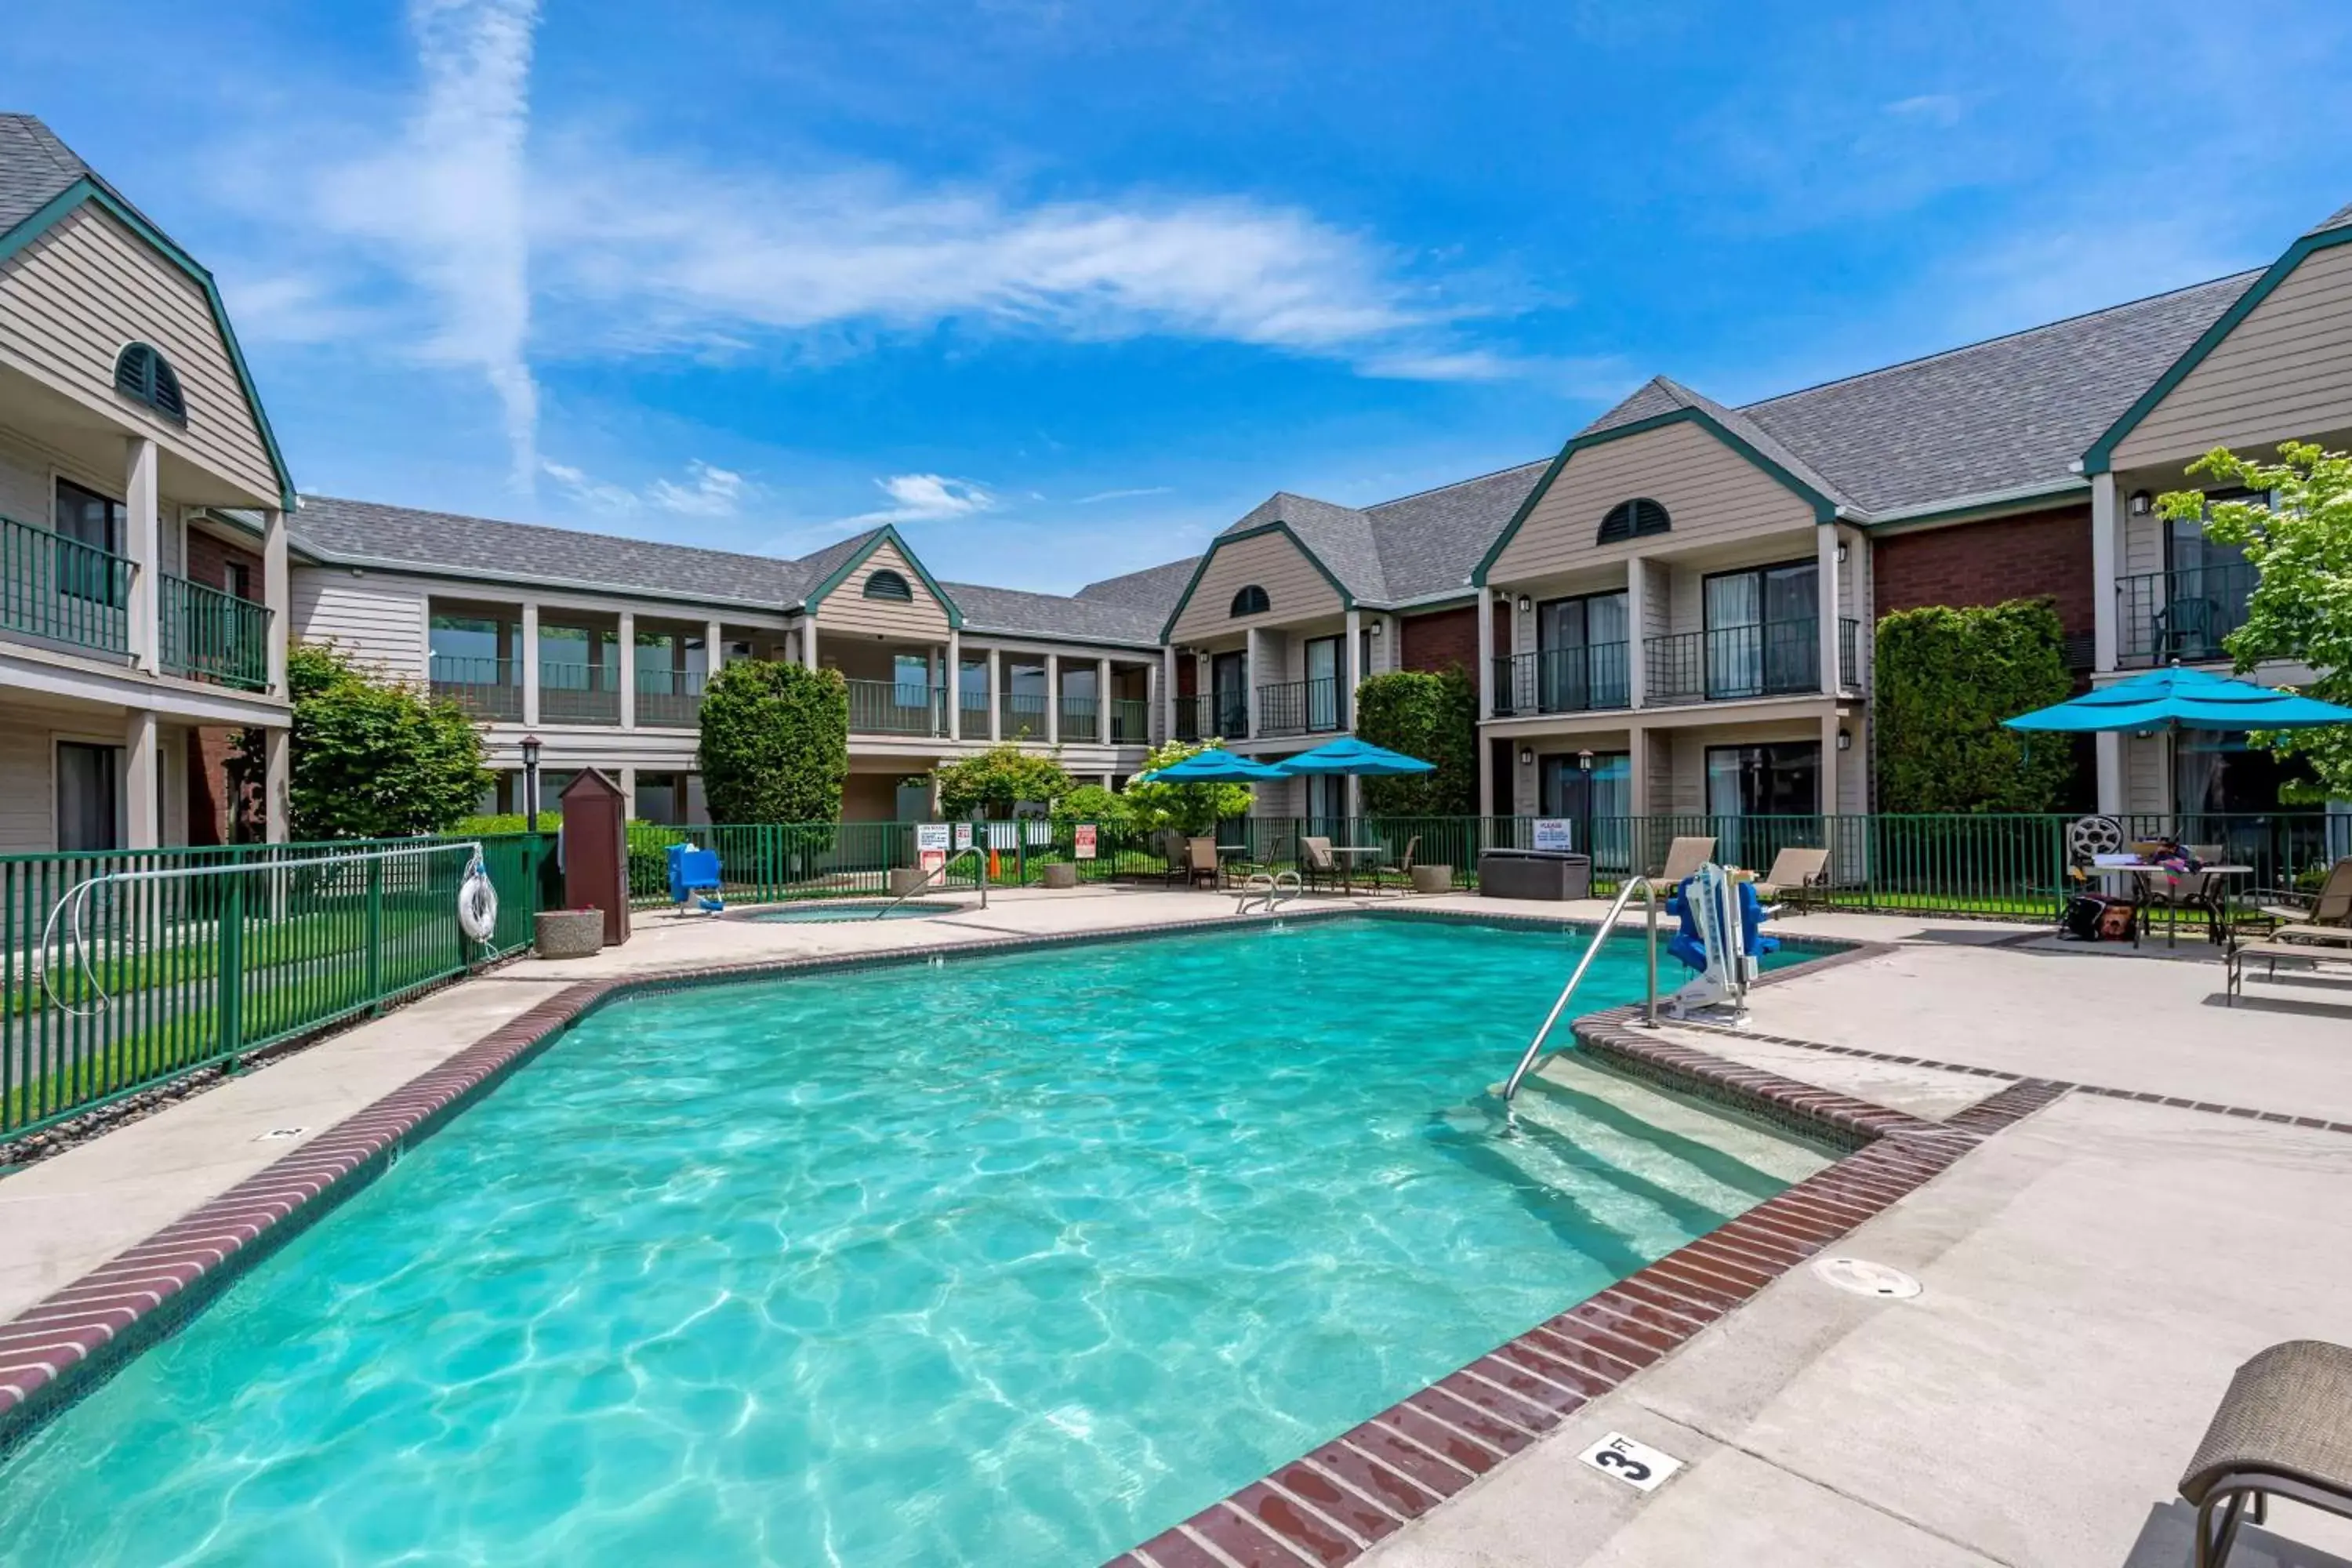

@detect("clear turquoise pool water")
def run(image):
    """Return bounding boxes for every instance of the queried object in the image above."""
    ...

[0,915,1819,1566]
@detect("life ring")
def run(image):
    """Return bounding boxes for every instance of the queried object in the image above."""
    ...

[457,859,499,945]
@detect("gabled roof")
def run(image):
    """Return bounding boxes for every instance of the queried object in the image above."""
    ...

[2309,199,2352,237]
[940,581,1165,644]
[0,113,296,508]
[1224,492,1389,600]
[797,523,964,628]
[1359,460,1548,600]
[1076,555,1201,615]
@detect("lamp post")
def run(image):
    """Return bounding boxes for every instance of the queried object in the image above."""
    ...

[521,734,543,833]
[1577,748,1595,861]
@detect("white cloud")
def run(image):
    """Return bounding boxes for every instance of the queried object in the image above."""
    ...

[1075,485,1173,504]
[837,473,997,527]
[1883,93,1967,127]
[543,457,753,517]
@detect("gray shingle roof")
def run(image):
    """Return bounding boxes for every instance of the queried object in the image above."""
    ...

[0,114,87,235]
[939,581,1164,644]
[292,495,813,610]
[1076,555,1200,613]
[1224,491,1389,600]
[1359,461,1547,600]
[1576,271,2261,517]
[2308,198,2352,236]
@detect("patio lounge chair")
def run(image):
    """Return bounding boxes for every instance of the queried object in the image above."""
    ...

[1377,834,1421,892]
[2177,1339,2352,1566]
[1641,836,1717,897]
[1156,829,1191,887]
[1755,846,1830,913]
[2255,857,2352,934]
[2226,929,2352,1004]
[1298,835,1340,892]
[1185,836,1221,889]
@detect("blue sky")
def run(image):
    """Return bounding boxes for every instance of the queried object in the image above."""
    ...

[9,0,2352,590]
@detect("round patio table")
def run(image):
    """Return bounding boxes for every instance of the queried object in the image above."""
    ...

[2096,863,2252,948]
[1330,844,1383,895]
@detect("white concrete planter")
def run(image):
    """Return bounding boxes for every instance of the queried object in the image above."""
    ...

[534,909,604,959]
[1039,862,1078,889]
[1410,864,1454,895]
[887,868,931,897]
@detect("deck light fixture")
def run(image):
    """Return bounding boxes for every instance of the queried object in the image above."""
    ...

[1519,746,1534,766]
[521,734,543,833]
[2129,489,2154,516]
[1517,595,1532,614]
[1837,729,1852,752]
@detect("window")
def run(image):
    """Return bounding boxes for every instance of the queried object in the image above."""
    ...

[1229,584,1270,617]
[1705,742,1820,818]
[57,742,123,851]
[1701,562,1818,698]
[112,343,187,423]
[1305,634,1341,730]
[223,561,252,602]
[1535,590,1629,710]
[53,478,125,604]
[1596,498,1670,546]
[863,569,913,601]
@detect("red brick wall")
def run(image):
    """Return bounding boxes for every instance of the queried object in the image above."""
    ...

[1399,606,1479,674]
[1871,505,2094,641]
[185,528,264,599]
[181,527,266,845]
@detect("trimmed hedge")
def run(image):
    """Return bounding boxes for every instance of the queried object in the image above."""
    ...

[1352,667,1476,815]
[1875,598,2074,814]
[696,660,850,825]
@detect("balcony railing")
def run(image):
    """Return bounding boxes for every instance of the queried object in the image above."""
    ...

[1109,698,1151,743]
[960,689,990,737]
[1838,617,1860,689]
[1646,619,1824,705]
[541,659,621,725]
[1174,691,1248,742]
[0,513,132,659]
[160,575,270,690]
[637,666,704,728]
[849,678,946,735]
[1258,677,1345,738]
[1059,695,1098,742]
[1000,691,1050,741]
[2118,564,2255,666]
[430,655,524,721]
[1491,644,1628,717]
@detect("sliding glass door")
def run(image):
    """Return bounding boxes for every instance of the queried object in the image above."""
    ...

[1702,563,1817,699]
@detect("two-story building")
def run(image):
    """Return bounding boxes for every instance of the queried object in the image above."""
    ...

[0,115,294,852]
[287,500,1175,820]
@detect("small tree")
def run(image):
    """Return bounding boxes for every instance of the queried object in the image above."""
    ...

[1049,782,1131,829]
[936,744,1072,818]
[697,660,849,823]
[1875,599,2074,813]
[1352,668,1476,815]
[2158,441,2352,801]
[1122,739,1255,836]
[230,642,489,840]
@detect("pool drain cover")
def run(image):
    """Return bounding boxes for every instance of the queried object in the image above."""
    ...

[1813,1257,1922,1299]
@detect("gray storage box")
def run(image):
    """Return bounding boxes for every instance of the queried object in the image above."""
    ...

[1477,848,1592,901]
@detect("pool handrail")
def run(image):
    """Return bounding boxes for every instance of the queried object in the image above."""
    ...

[1501,877,1658,1102]
[873,845,989,918]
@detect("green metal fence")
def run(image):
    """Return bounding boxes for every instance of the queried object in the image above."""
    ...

[2,832,546,1143]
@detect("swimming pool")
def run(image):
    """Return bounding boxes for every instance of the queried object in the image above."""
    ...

[0,914,1826,1566]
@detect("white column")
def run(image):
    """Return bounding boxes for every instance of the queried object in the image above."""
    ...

[1628,724,1649,822]
[987,648,1002,742]
[619,764,637,820]
[1242,630,1261,741]
[521,601,541,726]
[125,708,160,848]
[1044,652,1061,744]
[1475,592,1495,720]
[1097,655,1113,742]
[1816,524,1842,695]
[1343,607,1362,728]
[1478,731,1494,822]
[947,629,964,741]
[1160,645,1178,742]
[1624,557,1647,710]
[704,619,724,679]
[1820,709,1842,820]
[802,612,819,671]
[125,437,160,672]
[263,507,289,696]
[617,610,637,729]
[264,726,290,842]
[2091,472,2121,673]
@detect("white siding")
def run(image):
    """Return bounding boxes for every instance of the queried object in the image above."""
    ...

[0,206,278,503]
[0,720,56,852]
[292,568,427,678]
[1171,530,1341,643]
[2115,242,2352,469]
[819,541,951,640]
[2125,733,2169,814]
[1490,419,1819,583]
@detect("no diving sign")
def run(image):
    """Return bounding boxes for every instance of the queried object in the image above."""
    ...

[1577,1432,1683,1492]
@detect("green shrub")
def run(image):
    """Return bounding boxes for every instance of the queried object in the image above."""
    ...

[1049,782,1131,829]
[697,660,849,823]
[1875,599,2074,813]
[456,814,687,897]
[1352,668,1475,815]
[938,745,1072,818]
[1122,739,1254,836]
[232,642,489,840]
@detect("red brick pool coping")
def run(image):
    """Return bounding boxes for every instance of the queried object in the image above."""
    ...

[0,909,2049,1564]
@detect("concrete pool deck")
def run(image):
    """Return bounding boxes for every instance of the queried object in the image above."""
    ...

[4,885,2351,1565]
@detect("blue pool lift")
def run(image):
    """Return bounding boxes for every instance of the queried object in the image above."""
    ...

[666,842,725,913]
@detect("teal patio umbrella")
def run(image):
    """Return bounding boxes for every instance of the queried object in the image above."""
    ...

[1270,736,1437,777]
[1134,747,1290,782]
[2003,666,2352,733]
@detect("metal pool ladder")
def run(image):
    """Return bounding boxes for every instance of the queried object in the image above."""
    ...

[873,846,989,918]
[1501,877,1661,1101]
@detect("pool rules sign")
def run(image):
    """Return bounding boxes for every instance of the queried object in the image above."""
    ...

[1073,823,1098,860]
[916,822,951,877]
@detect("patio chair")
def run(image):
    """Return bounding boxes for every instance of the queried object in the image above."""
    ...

[1156,829,1191,887]
[1641,836,1717,897]
[1185,836,1221,889]
[1298,835,1341,893]
[2145,847,2231,946]
[2177,1339,2352,1565]
[1755,846,1830,913]
[2253,857,2352,934]
[1377,834,1421,892]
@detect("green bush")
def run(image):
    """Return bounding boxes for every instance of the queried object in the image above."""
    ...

[937,745,1072,818]
[232,642,489,840]
[1122,739,1254,836]
[1352,667,1476,815]
[1875,599,2074,813]
[1049,782,1131,829]
[697,660,849,823]
[456,814,687,897]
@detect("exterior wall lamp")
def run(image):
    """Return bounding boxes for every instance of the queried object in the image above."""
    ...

[2128,489,2154,516]
[521,733,543,832]
[1519,747,1534,767]
[1836,729,1852,752]
[1516,595,1533,615]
